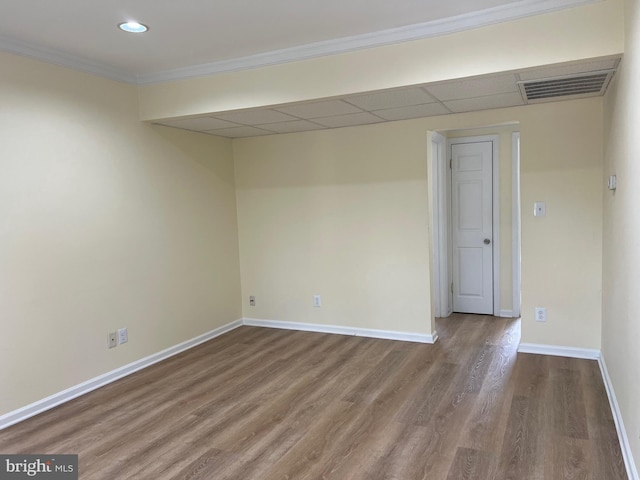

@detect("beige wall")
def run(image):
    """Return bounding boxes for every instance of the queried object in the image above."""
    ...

[520,100,604,349]
[234,122,434,335]
[603,0,640,468]
[138,0,623,121]
[0,47,608,420]
[0,52,242,416]
[234,99,603,348]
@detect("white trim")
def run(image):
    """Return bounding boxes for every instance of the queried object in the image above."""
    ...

[511,132,522,318]
[243,318,438,344]
[430,131,451,318]
[449,135,500,315]
[0,319,243,430]
[429,132,441,318]
[499,309,514,318]
[492,137,501,316]
[598,354,640,480]
[517,342,600,359]
[0,0,601,85]
[0,35,137,84]
[519,343,639,479]
[137,0,601,84]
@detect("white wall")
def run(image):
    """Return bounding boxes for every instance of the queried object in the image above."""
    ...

[0,52,242,416]
[602,0,640,471]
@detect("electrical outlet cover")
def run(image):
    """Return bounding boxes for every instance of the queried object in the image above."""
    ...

[108,332,117,349]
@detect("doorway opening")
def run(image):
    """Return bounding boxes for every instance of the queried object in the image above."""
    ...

[430,128,521,319]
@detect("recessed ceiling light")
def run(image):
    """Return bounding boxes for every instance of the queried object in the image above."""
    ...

[118,22,148,33]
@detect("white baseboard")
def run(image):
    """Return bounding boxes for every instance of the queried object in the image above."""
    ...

[499,309,515,318]
[1,317,436,430]
[518,342,638,479]
[2,319,636,480]
[243,318,438,344]
[0,319,243,431]
[517,342,600,359]
[598,354,639,480]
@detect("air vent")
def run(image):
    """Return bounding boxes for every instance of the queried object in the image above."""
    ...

[518,69,616,103]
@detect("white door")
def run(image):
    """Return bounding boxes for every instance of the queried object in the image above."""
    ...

[451,141,494,314]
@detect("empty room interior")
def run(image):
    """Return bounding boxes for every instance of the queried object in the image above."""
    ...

[1,0,639,478]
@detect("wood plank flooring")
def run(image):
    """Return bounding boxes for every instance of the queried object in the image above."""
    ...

[0,314,628,479]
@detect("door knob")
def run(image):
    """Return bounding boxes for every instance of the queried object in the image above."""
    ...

[484,238,491,245]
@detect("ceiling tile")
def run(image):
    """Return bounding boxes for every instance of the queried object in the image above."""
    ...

[425,74,519,101]
[275,100,363,119]
[312,112,384,128]
[205,126,274,138]
[152,56,621,138]
[258,120,327,134]
[345,87,437,111]
[517,58,620,81]
[443,92,525,113]
[215,109,298,125]
[157,116,240,131]
[373,102,450,121]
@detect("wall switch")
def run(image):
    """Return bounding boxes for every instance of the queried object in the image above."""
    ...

[108,332,117,349]
[118,328,128,345]
[535,307,547,322]
[313,295,322,307]
[533,202,546,217]
[608,175,617,191]
[249,296,256,306]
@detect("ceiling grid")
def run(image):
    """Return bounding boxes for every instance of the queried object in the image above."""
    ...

[154,57,620,138]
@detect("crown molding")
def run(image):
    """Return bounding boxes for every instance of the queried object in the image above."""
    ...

[0,0,601,86]
[137,0,601,85]
[0,35,137,84]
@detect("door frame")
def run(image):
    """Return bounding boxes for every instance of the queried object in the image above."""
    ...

[511,132,521,318]
[430,132,451,318]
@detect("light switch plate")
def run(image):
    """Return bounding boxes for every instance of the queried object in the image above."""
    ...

[117,328,128,345]
[534,202,546,217]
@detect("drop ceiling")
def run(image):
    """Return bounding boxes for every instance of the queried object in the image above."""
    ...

[0,0,618,138]
[155,57,620,138]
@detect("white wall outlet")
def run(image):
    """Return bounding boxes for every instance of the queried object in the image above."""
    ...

[535,307,547,322]
[108,332,117,349]
[118,328,128,345]
[313,295,322,307]
[533,202,546,217]
[249,296,256,306]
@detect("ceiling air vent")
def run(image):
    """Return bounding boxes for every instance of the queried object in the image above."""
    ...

[518,69,616,103]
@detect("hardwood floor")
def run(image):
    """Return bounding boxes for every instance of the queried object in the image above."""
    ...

[0,315,628,479]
